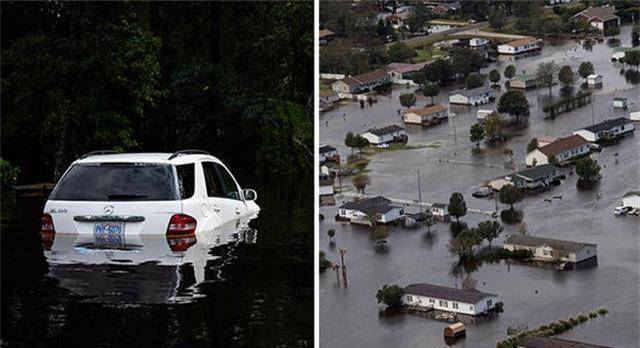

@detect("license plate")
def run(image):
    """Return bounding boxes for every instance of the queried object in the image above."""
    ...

[94,222,125,248]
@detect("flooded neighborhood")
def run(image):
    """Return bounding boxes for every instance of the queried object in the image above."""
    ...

[319,1,639,347]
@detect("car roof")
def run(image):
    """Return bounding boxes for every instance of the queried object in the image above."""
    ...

[74,152,223,165]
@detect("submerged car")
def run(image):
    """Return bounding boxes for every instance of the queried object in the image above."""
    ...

[42,150,259,249]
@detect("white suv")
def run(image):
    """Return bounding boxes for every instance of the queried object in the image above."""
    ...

[41,150,259,249]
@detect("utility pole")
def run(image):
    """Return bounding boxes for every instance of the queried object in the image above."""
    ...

[591,94,596,125]
[450,112,458,155]
[339,248,348,287]
[417,170,422,203]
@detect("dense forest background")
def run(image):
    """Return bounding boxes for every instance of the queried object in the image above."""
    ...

[1,1,313,183]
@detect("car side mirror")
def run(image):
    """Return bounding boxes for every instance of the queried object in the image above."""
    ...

[243,189,257,201]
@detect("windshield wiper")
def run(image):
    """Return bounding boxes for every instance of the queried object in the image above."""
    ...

[107,194,149,200]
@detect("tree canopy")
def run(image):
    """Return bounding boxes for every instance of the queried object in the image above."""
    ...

[448,192,467,224]
[2,2,313,182]
[499,185,523,211]
[497,90,530,121]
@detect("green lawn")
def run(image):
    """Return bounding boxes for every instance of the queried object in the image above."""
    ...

[411,46,443,63]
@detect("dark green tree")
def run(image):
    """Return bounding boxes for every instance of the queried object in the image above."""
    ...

[578,62,595,84]
[388,42,415,62]
[422,83,439,105]
[374,225,389,246]
[477,220,503,246]
[469,123,485,149]
[558,65,575,88]
[399,93,417,108]
[575,157,601,182]
[527,138,538,153]
[536,61,559,96]
[376,284,405,309]
[499,184,523,211]
[497,90,530,122]
[465,73,485,89]
[504,65,516,80]
[488,69,501,85]
[448,192,467,224]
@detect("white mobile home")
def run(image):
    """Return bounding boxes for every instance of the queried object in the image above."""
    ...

[503,234,597,264]
[449,86,496,106]
[361,125,407,145]
[587,74,602,87]
[338,196,404,225]
[573,117,635,142]
[622,192,640,209]
[404,283,499,316]
[403,104,448,125]
[497,37,539,55]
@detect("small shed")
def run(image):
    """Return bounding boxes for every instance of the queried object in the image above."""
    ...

[587,74,602,86]
[613,97,628,109]
[444,322,466,338]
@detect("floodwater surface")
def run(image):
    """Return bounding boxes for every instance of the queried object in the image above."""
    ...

[320,25,639,348]
[1,176,313,348]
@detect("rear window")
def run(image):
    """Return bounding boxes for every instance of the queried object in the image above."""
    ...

[50,163,179,201]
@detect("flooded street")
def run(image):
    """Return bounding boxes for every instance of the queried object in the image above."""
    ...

[1,176,313,347]
[320,25,639,348]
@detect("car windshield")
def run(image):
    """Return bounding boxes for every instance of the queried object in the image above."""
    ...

[50,163,179,201]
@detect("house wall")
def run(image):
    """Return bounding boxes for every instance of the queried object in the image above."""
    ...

[575,123,634,142]
[357,76,391,92]
[574,245,597,263]
[379,207,404,223]
[320,94,339,104]
[555,144,590,163]
[449,94,470,105]
[319,185,334,196]
[498,42,538,55]
[403,294,498,316]
[525,149,549,166]
[332,81,356,94]
[362,130,406,144]
[403,112,425,124]
[622,195,640,209]
[503,243,575,262]
[574,130,597,142]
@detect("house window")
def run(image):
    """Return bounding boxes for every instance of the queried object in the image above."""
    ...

[452,303,459,309]
[439,300,448,308]
[399,209,404,215]
[487,299,493,307]
[469,305,474,311]
[340,209,346,215]
[429,299,435,303]
[406,295,413,302]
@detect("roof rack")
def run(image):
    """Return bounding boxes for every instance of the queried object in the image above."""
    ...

[80,150,118,159]
[167,149,210,160]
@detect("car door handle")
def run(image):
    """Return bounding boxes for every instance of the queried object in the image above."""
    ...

[235,207,242,215]
[212,205,221,212]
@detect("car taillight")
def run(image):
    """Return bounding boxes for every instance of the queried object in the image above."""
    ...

[166,214,197,252]
[41,213,55,250]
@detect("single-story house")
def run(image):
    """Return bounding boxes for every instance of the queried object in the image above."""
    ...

[525,134,590,166]
[319,89,339,109]
[387,62,429,82]
[331,70,391,94]
[497,37,539,55]
[518,337,613,348]
[404,283,499,316]
[469,37,489,48]
[573,117,635,142]
[430,202,450,222]
[613,97,628,109]
[503,234,597,264]
[572,6,620,32]
[361,125,407,145]
[319,144,339,163]
[506,164,562,190]
[449,86,496,106]
[432,2,461,16]
[477,109,494,123]
[587,74,603,86]
[630,110,640,121]
[622,191,640,209]
[510,73,537,89]
[319,28,335,45]
[338,196,404,224]
[403,104,448,125]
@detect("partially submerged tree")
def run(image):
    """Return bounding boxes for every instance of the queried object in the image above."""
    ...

[421,83,439,105]
[497,90,530,122]
[376,284,405,309]
[448,228,482,260]
[422,209,436,233]
[536,61,559,96]
[374,225,389,245]
[575,157,601,182]
[448,192,467,225]
[488,69,501,86]
[327,229,336,243]
[469,122,485,149]
[353,173,370,194]
[558,65,575,90]
[477,220,503,247]
[399,93,417,108]
[499,184,523,211]
[526,138,538,153]
[504,65,516,81]
[578,62,595,84]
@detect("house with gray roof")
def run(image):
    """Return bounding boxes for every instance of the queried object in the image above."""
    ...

[573,117,635,142]
[503,234,597,264]
[360,125,407,145]
[338,196,404,225]
[572,6,620,32]
[403,283,499,316]
[506,164,562,190]
[449,86,496,106]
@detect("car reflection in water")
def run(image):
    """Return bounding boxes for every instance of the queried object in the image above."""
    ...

[40,213,259,304]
